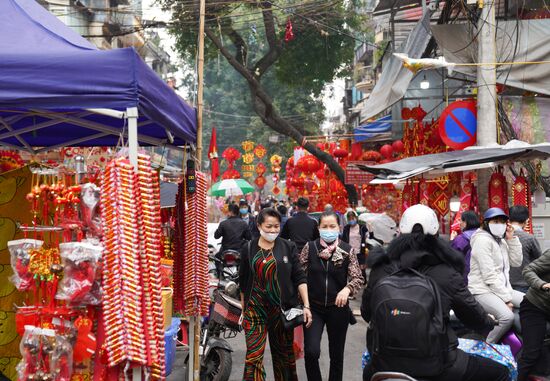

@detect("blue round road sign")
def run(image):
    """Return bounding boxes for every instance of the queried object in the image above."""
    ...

[439,100,477,150]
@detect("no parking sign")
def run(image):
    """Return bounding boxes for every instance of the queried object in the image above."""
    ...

[439,100,477,150]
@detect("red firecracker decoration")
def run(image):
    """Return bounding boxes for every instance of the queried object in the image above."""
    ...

[285,18,295,42]
[488,168,508,213]
[512,171,533,233]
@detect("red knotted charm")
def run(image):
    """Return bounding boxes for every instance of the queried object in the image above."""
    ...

[285,18,295,42]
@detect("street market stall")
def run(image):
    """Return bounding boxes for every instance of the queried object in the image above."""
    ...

[0,1,205,381]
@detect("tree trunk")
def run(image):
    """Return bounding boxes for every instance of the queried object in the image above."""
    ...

[249,88,359,205]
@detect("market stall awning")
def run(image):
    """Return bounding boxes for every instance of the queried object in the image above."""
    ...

[354,115,392,142]
[0,0,197,152]
[356,141,550,183]
[359,9,433,122]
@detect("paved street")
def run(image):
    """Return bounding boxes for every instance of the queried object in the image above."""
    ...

[168,291,367,380]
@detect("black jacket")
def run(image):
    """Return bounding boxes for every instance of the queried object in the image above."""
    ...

[305,239,354,307]
[280,211,319,251]
[241,214,260,240]
[361,236,493,366]
[240,238,307,310]
[214,216,251,253]
[342,224,368,256]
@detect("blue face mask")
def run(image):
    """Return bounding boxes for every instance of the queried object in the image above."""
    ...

[320,229,339,243]
[348,220,357,226]
[240,208,249,215]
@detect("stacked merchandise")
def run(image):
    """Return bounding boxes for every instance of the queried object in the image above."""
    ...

[173,172,209,317]
[101,154,165,380]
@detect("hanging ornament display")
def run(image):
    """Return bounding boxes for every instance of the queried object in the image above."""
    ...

[296,155,322,175]
[418,178,430,206]
[254,176,267,189]
[451,177,478,233]
[361,150,382,162]
[222,168,240,180]
[241,140,255,153]
[254,144,267,159]
[222,147,241,167]
[208,127,220,182]
[284,18,295,42]
[380,144,394,159]
[512,171,533,233]
[0,150,24,173]
[255,162,267,176]
[488,168,508,213]
[270,155,283,194]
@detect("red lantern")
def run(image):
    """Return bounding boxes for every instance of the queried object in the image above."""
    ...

[361,150,382,162]
[380,144,394,159]
[315,168,326,180]
[297,155,322,175]
[410,106,427,121]
[333,148,348,159]
[254,176,267,189]
[401,108,411,120]
[392,140,404,154]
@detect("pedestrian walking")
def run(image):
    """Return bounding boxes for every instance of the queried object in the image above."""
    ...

[509,205,542,293]
[240,198,260,239]
[300,211,364,381]
[239,208,313,381]
[342,211,368,281]
[280,197,319,252]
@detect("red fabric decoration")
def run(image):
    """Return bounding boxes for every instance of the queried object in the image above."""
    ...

[401,180,413,214]
[285,19,295,42]
[351,143,363,160]
[254,176,267,189]
[512,173,533,234]
[488,169,508,213]
[208,127,220,182]
[222,168,240,179]
[419,178,430,206]
[73,316,97,363]
[361,150,382,162]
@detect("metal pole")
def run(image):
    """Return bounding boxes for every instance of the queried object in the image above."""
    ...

[127,106,140,381]
[476,0,497,211]
[196,0,206,170]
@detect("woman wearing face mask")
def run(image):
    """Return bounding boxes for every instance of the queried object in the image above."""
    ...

[299,211,364,381]
[468,207,523,343]
[239,208,313,381]
[342,211,369,282]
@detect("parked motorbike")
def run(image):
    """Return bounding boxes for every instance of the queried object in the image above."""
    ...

[183,256,241,381]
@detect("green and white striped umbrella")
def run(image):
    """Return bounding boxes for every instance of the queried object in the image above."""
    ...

[208,178,255,197]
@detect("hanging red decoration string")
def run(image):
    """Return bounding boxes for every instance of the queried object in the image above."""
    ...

[285,18,295,42]
[512,170,533,233]
[488,168,508,213]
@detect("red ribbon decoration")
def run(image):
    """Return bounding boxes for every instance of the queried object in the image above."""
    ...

[512,172,533,234]
[285,18,295,42]
[488,168,508,213]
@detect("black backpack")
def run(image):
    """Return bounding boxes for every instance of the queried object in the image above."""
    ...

[370,266,448,377]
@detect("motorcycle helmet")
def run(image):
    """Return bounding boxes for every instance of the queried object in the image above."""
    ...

[483,207,509,221]
[399,204,439,235]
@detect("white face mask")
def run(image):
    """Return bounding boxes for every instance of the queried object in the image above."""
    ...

[260,229,279,242]
[489,223,507,238]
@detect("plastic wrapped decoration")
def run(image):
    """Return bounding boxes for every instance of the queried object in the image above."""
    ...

[56,242,103,305]
[8,239,44,291]
[80,183,102,239]
[17,326,73,381]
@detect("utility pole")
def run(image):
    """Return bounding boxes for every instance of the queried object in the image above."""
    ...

[476,0,497,211]
[188,1,205,381]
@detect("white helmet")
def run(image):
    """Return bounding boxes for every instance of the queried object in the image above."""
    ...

[399,204,439,235]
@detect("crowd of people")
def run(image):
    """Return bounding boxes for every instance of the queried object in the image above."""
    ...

[213,195,550,381]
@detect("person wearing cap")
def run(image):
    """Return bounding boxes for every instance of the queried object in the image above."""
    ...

[468,207,523,343]
[240,199,260,240]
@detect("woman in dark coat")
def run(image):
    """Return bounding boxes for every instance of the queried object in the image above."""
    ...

[239,208,312,381]
[361,204,508,381]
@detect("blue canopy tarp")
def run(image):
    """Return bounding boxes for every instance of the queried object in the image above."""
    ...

[0,0,197,152]
[354,114,392,142]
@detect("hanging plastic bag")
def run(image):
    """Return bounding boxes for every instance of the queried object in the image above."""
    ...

[8,239,43,291]
[56,242,103,305]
